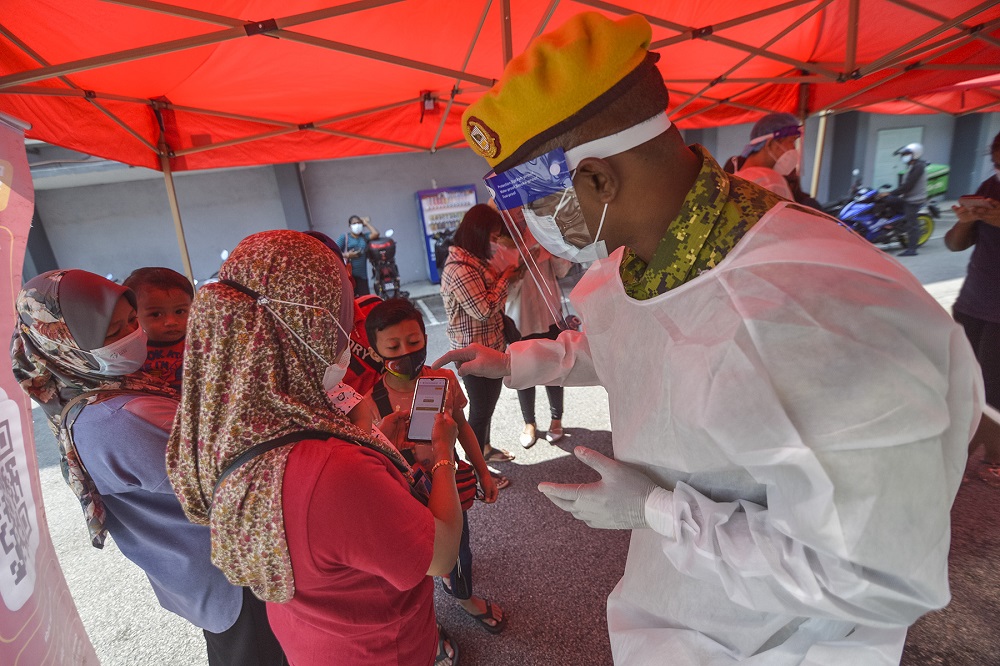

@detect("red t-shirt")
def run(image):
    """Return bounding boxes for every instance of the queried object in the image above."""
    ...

[141,337,185,393]
[267,438,436,666]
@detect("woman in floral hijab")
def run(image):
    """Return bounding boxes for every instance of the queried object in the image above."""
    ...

[168,230,464,666]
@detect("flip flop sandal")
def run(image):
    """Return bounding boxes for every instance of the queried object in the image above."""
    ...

[979,465,1000,487]
[484,448,515,462]
[492,474,511,490]
[436,624,459,665]
[465,599,507,635]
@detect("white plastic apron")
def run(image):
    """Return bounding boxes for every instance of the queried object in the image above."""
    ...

[561,203,981,664]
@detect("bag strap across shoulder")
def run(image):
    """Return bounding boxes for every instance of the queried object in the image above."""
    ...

[211,429,337,503]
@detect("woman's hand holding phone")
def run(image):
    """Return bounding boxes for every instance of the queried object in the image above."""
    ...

[430,412,458,464]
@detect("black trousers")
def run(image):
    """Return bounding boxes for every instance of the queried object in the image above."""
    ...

[462,374,504,453]
[955,310,1000,409]
[353,273,371,297]
[516,328,564,424]
[204,587,286,666]
[885,196,923,250]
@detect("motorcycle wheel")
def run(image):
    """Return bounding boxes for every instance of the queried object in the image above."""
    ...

[905,214,935,247]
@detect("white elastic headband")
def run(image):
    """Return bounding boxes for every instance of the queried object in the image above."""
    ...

[564,111,672,170]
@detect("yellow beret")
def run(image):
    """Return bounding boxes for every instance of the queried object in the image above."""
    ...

[463,12,654,171]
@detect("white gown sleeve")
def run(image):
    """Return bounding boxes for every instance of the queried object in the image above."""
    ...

[505,330,601,389]
[643,314,981,629]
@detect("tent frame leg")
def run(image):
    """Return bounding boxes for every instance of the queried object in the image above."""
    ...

[159,154,195,284]
[810,110,829,199]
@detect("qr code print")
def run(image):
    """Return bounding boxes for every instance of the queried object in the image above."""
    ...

[0,420,30,585]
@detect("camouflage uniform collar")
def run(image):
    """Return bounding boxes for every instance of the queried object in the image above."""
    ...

[620,145,730,297]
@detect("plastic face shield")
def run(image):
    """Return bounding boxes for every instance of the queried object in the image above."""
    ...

[484,112,672,329]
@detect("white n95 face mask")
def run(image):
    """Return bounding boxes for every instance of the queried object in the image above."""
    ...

[88,326,148,376]
[322,345,351,392]
[350,223,364,235]
[773,148,799,177]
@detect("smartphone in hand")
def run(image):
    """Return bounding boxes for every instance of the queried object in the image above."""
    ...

[406,377,448,442]
[958,195,994,209]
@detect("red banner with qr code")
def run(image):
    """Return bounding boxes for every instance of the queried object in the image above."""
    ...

[0,114,98,664]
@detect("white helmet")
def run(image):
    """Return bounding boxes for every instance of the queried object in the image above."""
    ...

[895,142,924,159]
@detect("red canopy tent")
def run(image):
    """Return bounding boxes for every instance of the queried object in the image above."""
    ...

[3,0,999,170]
[1,0,999,273]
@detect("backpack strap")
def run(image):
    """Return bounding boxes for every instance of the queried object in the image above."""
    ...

[370,377,418,465]
[370,377,394,419]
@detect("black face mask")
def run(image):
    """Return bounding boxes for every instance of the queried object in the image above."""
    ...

[383,345,427,380]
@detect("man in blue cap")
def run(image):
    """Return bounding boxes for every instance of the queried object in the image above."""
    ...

[729,112,822,210]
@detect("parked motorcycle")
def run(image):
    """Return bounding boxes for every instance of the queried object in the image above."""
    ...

[367,229,407,299]
[822,168,863,217]
[837,186,938,249]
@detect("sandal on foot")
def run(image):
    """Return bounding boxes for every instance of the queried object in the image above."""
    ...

[436,625,459,665]
[484,448,515,462]
[979,465,1000,487]
[465,599,507,635]
[492,473,511,490]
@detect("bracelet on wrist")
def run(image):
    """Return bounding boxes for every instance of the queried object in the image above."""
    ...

[429,459,457,476]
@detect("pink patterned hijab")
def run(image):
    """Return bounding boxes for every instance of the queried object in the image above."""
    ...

[167,230,411,602]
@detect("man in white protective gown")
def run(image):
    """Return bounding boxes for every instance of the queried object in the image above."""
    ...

[435,11,983,666]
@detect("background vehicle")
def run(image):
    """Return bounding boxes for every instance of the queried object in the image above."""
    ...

[367,229,407,299]
[837,187,938,248]
[822,168,863,217]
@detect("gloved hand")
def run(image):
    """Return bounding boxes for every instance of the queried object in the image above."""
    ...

[432,343,511,378]
[538,446,660,529]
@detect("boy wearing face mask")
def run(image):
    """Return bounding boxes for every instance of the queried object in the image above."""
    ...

[336,214,380,297]
[359,298,508,635]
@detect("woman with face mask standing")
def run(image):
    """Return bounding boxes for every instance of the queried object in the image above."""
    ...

[167,231,464,666]
[440,204,524,486]
[10,270,285,666]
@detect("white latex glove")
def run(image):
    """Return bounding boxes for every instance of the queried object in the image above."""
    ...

[432,343,511,378]
[538,446,660,529]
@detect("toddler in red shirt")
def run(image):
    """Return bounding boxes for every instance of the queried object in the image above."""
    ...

[123,267,193,394]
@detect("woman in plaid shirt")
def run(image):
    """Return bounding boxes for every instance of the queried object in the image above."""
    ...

[440,204,523,483]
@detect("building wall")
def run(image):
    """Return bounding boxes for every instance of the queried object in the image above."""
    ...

[33,166,284,282]
[299,147,491,286]
[27,111,1000,286]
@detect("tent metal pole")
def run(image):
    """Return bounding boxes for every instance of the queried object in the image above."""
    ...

[158,152,195,284]
[845,0,859,73]
[809,111,829,198]
[501,0,513,65]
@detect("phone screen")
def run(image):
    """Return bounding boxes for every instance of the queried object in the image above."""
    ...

[406,377,448,442]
